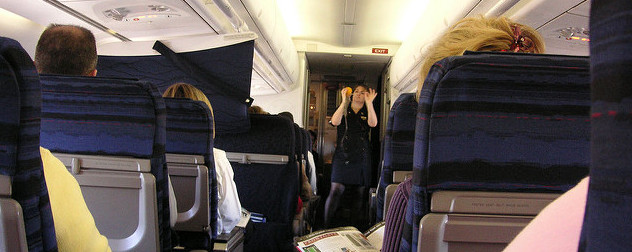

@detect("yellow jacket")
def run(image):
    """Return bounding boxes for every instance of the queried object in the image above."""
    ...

[40,147,111,252]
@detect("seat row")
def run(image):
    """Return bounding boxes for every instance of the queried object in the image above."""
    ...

[0,36,313,252]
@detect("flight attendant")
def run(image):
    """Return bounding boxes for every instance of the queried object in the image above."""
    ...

[324,84,378,228]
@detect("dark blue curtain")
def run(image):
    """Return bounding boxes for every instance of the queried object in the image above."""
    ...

[97,40,255,134]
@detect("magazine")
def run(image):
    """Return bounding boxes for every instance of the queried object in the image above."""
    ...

[295,222,385,252]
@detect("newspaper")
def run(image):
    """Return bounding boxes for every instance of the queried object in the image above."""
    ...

[295,222,385,252]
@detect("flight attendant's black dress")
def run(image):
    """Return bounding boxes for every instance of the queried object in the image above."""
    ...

[331,105,371,186]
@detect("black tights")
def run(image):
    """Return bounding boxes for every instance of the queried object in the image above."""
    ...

[324,182,365,228]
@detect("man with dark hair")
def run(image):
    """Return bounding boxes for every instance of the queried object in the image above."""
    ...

[34,24,98,76]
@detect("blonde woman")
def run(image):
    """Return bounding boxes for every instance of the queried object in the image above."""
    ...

[417,15,545,97]
[163,83,242,235]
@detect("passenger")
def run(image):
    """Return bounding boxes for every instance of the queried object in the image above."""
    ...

[33,24,110,251]
[382,16,546,252]
[503,178,588,251]
[416,15,544,97]
[247,105,268,114]
[308,130,321,194]
[325,84,378,228]
[34,24,98,76]
[163,82,243,235]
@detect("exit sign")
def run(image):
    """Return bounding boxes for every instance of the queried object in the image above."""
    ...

[372,48,388,54]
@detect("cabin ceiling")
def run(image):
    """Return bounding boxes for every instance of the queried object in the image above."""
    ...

[279,0,421,48]
[1,0,592,95]
[286,0,591,85]
[280,0,425,85]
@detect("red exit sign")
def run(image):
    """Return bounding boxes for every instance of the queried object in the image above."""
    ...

[372,48,388,54]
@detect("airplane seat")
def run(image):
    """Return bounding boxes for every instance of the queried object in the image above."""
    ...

[39,75,172,251]
[293,124,309,201]
[293,123,304,173]
[382,178,412,252]
[0,37,57,252]
[301,129,313,190]
[291,123,309,235]
[0,69,27,251]
[163,98,219,249]
[376,92,417,222]
[215,114,298,252]
[400,51,591,252]
[580,0,632,250]
[301,128,319,233]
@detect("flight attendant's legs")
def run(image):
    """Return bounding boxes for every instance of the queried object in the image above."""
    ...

[324,182,345,228]
[353,185,367,228]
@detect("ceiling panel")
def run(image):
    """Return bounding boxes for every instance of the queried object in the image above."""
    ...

[60,0,215,40]
[568,1,590,17]
[538,13,589,56]
[286,0,424,48]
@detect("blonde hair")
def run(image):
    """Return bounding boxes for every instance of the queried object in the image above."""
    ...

[417,16,545,98]
[163,83,216,138]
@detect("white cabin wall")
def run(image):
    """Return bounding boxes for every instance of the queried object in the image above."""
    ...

[388,0,481,93]
[251,52,308,127]
[0,8,46,58]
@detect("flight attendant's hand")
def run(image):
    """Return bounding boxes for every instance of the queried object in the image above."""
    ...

[341,87,352,103]
[364,88,378,104]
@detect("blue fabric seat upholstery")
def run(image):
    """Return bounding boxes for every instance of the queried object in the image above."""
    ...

[580,1,632,250]
[215,114,298,252]
[376,93,417,221]
[401,52,592,252]
[0,37,57,252]
[39,75,172,251]
[293,123,305,198]
[164,97,218,247]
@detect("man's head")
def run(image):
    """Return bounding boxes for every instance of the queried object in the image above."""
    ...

[34,24,98,76]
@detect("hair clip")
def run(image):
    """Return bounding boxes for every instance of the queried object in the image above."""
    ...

[508,25,535,53]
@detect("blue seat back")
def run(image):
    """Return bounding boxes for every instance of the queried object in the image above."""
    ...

[39,75,172,251]
[164,98,218,243]
[402,52,591,252]
[293,123,304,190]
[301,129,313,182]
[294,123,304,160]
[215,114,298,251]
[580,1,632,250]
[0,37,57,252]
[376,92,417,221]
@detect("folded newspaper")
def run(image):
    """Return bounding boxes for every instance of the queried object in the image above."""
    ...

[295,222,385,252]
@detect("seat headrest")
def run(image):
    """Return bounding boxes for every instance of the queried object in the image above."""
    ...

[164,98,214,157]
[0,55,20,174]
[420,52,591,192]
[215,114,295,157]
[40,75,163,158]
